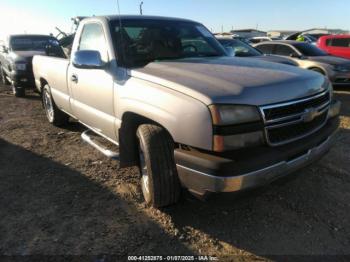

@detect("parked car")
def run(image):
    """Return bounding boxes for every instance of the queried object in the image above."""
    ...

[254,41,350,85]
[215,34,252,44]
[318,35,350,59]
[286,30,323,45]
[217,38,297,66]
[249,36,281,44]
[0,34,64,97]
[33,15,340,207]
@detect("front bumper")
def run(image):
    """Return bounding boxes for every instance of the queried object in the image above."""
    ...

[10,70,35,88]
[330,71,350,85]
[175,103,340,196]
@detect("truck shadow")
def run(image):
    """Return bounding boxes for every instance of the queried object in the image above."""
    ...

[164,126,350,257]
[0,138,193,257]
[163,90,350,258]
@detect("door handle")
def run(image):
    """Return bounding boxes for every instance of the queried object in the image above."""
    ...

[71,74,78,83]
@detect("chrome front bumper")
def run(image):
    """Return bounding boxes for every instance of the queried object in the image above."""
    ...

[177,133,335,196]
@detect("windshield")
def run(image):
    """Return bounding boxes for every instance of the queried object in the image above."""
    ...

[218,39,262,57]
[10,36,58,51]
[294,43,328,56]
[110,19,226,67]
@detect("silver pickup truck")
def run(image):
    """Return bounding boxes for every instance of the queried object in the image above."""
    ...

[33,15,341,207]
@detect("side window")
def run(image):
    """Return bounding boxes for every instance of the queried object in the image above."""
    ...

[256,44,274,54]
[275,45,296,56]
[326,39,332,46]
[330,38,350,47]
[79,23,108,62]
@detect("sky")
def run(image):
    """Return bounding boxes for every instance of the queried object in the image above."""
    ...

[0,0,349,40]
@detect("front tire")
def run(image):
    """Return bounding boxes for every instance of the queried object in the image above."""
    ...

[12,85,25,97]
[137,124,181,208]
[0,67,10,85]
[42,84,69,126]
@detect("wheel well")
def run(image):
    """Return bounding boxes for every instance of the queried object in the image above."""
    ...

[39,78,48,92]
[308,67,327,76]
[118,112,173,168]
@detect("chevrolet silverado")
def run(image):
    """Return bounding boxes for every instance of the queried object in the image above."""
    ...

[33,16,341,207]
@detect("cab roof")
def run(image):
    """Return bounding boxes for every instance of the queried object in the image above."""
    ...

[86,15,198,24]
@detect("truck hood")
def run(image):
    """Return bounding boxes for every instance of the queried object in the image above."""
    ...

[129,57,327,106]
[307,55,350,66]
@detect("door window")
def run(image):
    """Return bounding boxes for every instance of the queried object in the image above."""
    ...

[79,23,109,62]
[274,45,297,56]
[329,38,350,47]
[256,44,274,54]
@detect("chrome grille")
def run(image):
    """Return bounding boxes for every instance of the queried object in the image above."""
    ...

[260,91,331,146]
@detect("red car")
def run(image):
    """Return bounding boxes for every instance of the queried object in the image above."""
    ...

[318,35,350,59]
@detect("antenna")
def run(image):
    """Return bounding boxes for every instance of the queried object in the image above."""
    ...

[140,1,144,15]
[116,0,125,64]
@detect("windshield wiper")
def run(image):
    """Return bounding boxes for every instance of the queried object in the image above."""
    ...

[198,53,221,57]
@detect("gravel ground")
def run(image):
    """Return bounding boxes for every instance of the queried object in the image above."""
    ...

[0,84,349,261]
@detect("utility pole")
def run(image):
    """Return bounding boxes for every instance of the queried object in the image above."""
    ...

[140,1,144,15]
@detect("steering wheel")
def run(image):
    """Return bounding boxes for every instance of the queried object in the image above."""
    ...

[182,44,198,53]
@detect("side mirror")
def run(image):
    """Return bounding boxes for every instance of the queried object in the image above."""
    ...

[289,53,301,58]
[72,50,105,69]
[225,46,236,57]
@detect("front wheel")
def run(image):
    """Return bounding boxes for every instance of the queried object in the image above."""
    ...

[0,67,10,85]
[137,124,181,208]
[42,84,69,126]
[12,85,25,97]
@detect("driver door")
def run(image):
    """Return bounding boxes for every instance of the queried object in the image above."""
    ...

[68,22,116,141]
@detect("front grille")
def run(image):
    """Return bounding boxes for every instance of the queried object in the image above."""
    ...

[264,92,330,121]
[335,78,350,84]
[260,91,331,146]
[267,111,328,144]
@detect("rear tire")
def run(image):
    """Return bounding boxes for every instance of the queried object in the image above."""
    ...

[12,85,25,97]
[137,124,181,208]
[42,84,69,126]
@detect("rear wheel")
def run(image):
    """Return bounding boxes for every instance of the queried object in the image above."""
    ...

[42,84,69,126]
[137,124,181,208]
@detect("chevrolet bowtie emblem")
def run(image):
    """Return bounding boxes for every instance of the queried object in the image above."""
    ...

[302,107,319,123]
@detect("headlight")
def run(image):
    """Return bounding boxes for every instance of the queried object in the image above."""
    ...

[15,62,27,71]
[333,65,350,73]
[209,105,261,126]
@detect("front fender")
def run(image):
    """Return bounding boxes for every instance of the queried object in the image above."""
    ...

[116,77,213,151]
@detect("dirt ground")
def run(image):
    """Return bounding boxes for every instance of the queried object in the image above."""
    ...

[0,83,349,261]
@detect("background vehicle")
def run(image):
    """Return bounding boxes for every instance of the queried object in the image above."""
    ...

[318,35,350,59]
[215,34,252,44]
[33,16,340,208]
[249,36,281,44]
[0,34,64,97]
[255,40,350,85]
[217,38,297,66]
[286,33,318,45]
